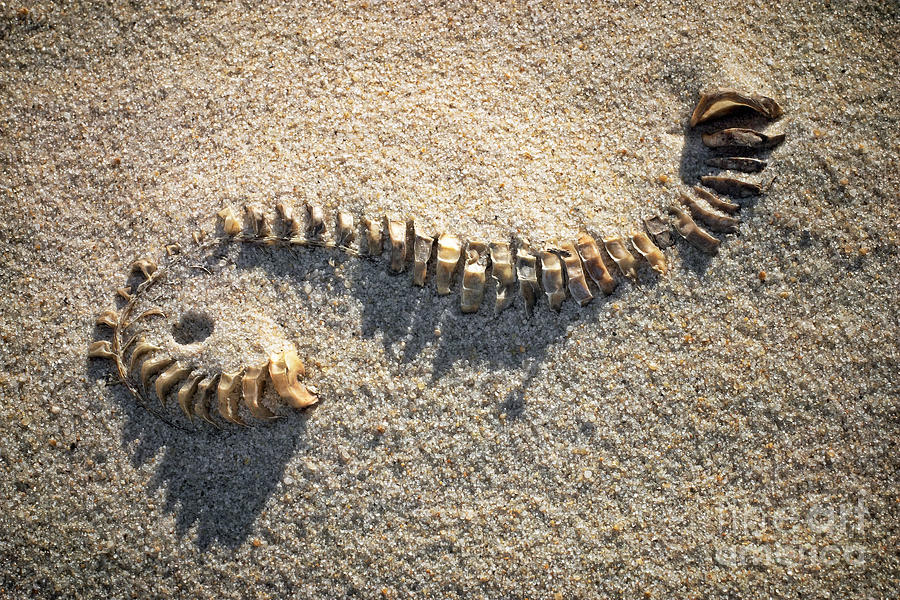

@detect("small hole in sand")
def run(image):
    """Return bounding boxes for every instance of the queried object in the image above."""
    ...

[172,311,214,345]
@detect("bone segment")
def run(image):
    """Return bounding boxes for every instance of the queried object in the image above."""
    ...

[386,217,407,273]
[489,242,516,315]
[558,241,593,306]
[412,227,434,287]
[460,241,488,314]
[630,231,667,274]
[603,236,638,281]
[668,205,721,254]
[515,243,539,318]
[435,233,462,295]
[540,250,566,311]
[576,233,617,295]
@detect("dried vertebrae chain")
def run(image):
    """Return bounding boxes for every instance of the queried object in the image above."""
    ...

[89,88,784,427]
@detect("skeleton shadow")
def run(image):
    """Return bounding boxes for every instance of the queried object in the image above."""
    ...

[235,239,637,417]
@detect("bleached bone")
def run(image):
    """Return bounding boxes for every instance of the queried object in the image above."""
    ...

[268,349,317,408]
[706,156,767,173]
[275,202,301,236]
[700,175,761,198]
[194,374,219,426]
[363,218,383,256]
[176,371,204,420]
[515,242,539,318]
[489,242,516,315]
[128,341,160,372]
[217,206,242,236]
[88,341,116,360]
[603,236,638,281]
[540,250,566,311]
[576,233,617,295]
[435,233,462,295]
[412,226,434,287]
[336,211,355,247]
[460,241,488,314]
[217,370,246,426]
[306,204,325,238]
[668,205,720,254]
[630,231,667,274]
[692,185,739,214]
[96,309,118,328]
[155,362,191,406]
[690,89,783,127]
[140,355,174,389]
[386,217,408,273]
[558,241,593,306]
[242,362,275,420]
[679,191,740,233]
[243,204,271,238]
[131,257,157,279]
[702,128,784,151]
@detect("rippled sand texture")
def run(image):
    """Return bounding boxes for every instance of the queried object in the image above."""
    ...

[1,0,898,598]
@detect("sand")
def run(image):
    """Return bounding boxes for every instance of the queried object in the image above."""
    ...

[1,0,898,597]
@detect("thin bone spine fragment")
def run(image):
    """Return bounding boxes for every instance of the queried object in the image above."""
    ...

[692,185,739,214]
[558,241,593,306]
[515,242,539,318]
[603,236,638,281]
[668,205,720,254]
[706,156,767,173]
[679,191,741,233]
[460,241,488,314]
[540,250,566,311]
[489,242,516,315]
[690,88,784,126]
[630,231,667,274]
[700,176,762,198]
[702,128,785,151]
[435,233,462,295]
